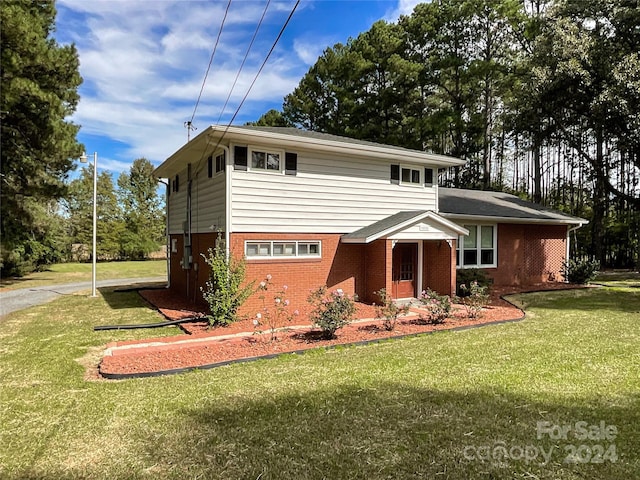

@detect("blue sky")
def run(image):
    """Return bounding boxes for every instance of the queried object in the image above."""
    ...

[55,0,422,177]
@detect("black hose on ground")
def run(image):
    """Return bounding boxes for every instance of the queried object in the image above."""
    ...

[93,316,205,331]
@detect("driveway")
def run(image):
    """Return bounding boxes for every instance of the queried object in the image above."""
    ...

[0,277,166,318]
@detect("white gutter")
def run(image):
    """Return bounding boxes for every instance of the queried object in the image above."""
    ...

[440,213,588,226]
[566,223,585,274]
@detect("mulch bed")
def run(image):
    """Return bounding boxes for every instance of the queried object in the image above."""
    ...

[96,283,589,379]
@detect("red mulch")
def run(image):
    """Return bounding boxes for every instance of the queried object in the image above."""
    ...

[96,283,589,379]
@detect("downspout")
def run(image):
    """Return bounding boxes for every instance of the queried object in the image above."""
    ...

[158,179,170,289]
[566,223,584,281]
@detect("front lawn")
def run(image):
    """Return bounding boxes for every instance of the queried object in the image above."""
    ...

[0,260,167,290]
[0,285,638,479]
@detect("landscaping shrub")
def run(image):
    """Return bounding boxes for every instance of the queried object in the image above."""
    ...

[201,234,254,327]
[457,281,490,318]
[418,289,452,324]
[456,268,492,297]
[307,286,357,339]
[374,288,410,331]
[561,257,600,284]
[254,275,297,341]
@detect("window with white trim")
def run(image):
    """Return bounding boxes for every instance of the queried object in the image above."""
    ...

[457,224,496,268]
[245,240,321,259]
[401,166,421,185]
[250,148,282,172]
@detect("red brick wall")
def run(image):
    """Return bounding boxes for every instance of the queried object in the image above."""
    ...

[423,239,457,296]
[168,232,218,305]
[483,224,567,286]
[229,233,366,314]
[363,239,392,303]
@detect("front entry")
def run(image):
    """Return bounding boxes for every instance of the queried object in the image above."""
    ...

[392,242,418,298]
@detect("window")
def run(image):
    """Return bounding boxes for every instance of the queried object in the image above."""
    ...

[234,146,248,170]
[215,153,225,173]
[391,164,425,186]
[245,240,321,259]
[250,149,281,171]
[424,168,434,186]
[457,224,496,268]
[401,166,421,185]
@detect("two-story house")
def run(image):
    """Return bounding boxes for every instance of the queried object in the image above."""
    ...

[154,126,586,311]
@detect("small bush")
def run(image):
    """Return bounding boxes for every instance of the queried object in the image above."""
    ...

[562,258,600,284]
[254,275,297,341]
[418,289,452,324]
[456,268,492,297]
[307,286,357,339]
[374,288,410,331]
[457,281,490,318]
[201,233,254,327]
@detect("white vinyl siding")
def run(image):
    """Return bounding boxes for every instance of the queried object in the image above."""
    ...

[167,164,226,234]
[231,151,438,233]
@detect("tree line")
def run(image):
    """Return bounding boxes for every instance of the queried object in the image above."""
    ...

[256,0,639,269]
[1,1,164,277]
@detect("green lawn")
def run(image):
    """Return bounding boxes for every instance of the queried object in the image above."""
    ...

[0,260,167,290]
[0,285,638,479]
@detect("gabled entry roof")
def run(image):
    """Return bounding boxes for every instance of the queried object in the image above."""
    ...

[341,211,468,244]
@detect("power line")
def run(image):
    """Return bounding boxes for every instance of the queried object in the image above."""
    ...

[195,0,301,173]
[187,0,232,133]
[216,0,271,125]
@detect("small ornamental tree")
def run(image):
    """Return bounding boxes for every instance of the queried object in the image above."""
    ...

[201,234,254,327]
[457,281,490,319]
[418,289,452,324]
[307,286,357,339]
[254,275,297,342]
[374,288,410,331]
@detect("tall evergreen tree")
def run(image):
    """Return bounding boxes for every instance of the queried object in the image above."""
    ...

[1,0,83,275]
[116,158,164,260]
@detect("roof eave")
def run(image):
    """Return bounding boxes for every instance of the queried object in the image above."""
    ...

[440,213,589,226]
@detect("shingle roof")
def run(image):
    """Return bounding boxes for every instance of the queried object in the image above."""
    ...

[438,188,587,225]
[341,210,468,243]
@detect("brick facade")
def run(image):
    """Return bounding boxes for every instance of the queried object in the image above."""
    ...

[423,239,457,296]
[482,224,567,285]
[168,224,567,313]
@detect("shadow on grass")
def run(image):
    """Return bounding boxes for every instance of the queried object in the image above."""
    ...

[12,383,639,479]
[512,287,640,314]
[98,283,166,311]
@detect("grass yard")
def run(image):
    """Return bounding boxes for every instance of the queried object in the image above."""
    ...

[0,260,167,290]
[0,284,638,479]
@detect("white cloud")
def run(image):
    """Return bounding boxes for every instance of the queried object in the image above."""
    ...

[57,0,306,173]
[293,38,327,65]
[385,0,426,22]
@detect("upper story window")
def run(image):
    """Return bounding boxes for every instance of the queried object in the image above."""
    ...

[457,224,496,268]
[245,240,321,259]
[401,166,421,185]
[391,164,436,187]
[233,145,297,175]
[250,149,282,171]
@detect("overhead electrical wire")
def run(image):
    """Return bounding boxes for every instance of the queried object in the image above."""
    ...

[216,0,272,125]
[187,0,232,129]
[201,0,301,166]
